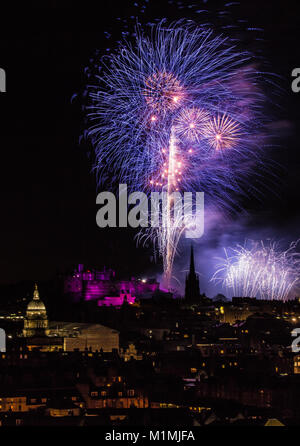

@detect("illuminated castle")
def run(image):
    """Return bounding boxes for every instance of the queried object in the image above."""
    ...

[64,264,159,306]
[23,283,50,337]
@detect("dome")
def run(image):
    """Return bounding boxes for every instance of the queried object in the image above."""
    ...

[26,283,47,312]
[23,283,49,337]
[27,299,46,311]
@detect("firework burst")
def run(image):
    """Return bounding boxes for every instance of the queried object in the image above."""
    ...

[143,70,185,114]
[85,20,269,289]
[175,107,211,143]
[204,114,241,151]
[212,240,300,301]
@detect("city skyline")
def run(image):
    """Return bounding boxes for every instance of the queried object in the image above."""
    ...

[0,0,300,429]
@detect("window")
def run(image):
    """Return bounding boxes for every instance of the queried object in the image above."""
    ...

[128,390,134,397]
[91,391,98,397]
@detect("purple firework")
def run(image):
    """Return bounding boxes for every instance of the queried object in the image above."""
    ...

[85,20,270,288]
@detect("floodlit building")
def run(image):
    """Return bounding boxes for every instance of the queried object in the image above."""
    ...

[22,284,119,352]
[64,263,159,305]
[23,284,49,337]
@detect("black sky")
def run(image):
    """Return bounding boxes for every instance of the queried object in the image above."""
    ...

[0,1,300,290]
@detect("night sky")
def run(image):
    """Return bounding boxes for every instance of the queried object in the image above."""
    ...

[0,1,300,297]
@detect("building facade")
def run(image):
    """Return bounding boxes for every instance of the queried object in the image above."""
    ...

[64,263,159,305]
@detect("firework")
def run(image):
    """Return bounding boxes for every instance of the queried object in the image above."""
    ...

[175,108,211,143]
[143,70,185,114]
[212,240,300,301]
[85,20,268,289]
[204,114,241,151]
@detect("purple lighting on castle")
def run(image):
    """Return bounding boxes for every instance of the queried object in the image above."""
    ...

[64,264,159,306]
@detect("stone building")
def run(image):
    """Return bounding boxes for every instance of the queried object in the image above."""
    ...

[23,284,119,353]
[23,284,49,337]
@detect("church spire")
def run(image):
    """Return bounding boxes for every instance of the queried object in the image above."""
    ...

[189,244,195,275]
[185,244,200,301]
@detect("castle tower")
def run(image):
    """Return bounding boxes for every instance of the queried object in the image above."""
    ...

[185,245,200,301]
[23,283,49,337]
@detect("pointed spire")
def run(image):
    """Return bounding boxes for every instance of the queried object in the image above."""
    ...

[185,244,200,301]
[33,283,40,300]
[189,244,195,275]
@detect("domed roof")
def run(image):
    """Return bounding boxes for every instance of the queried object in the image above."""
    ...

[27,284,47,312]
[27,299,46,311]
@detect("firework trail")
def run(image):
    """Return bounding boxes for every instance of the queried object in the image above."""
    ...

[212,240,300,301]
[85,20,269,289]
